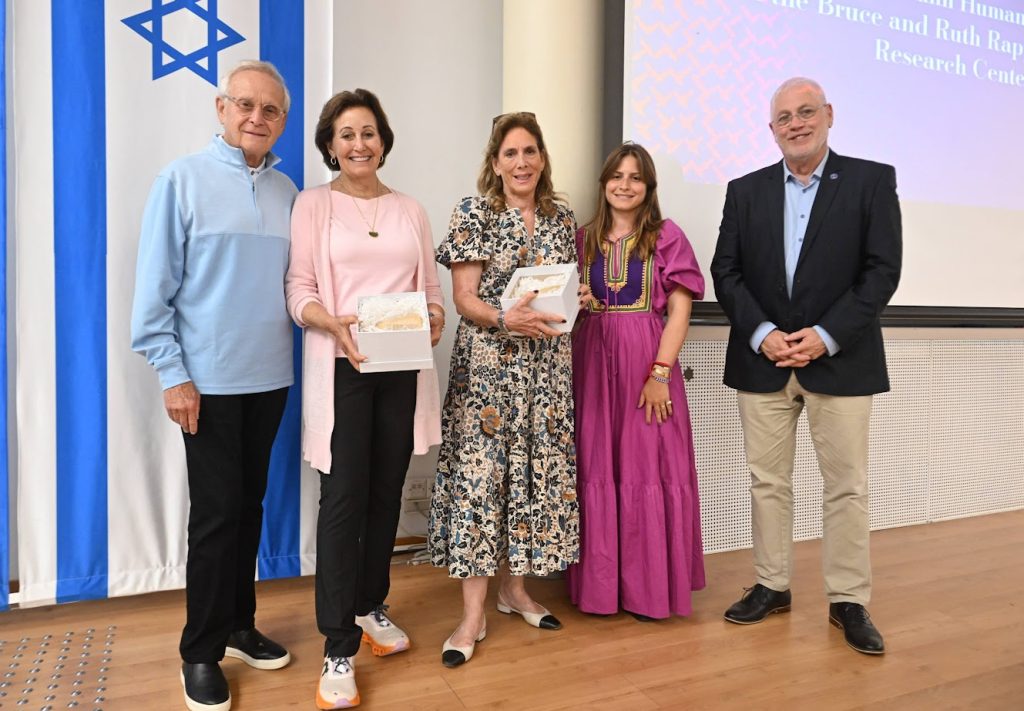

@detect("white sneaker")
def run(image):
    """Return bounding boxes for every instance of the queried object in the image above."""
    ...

[356,605,410,656]
[316,656,359,709]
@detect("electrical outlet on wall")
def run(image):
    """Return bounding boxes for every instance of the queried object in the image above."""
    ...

[405,478,431,501]
[403,498,429,514]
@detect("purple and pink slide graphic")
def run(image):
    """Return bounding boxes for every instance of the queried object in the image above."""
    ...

[627,0,1023,211]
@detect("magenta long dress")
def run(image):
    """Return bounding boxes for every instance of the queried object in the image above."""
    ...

[566,219,706,618]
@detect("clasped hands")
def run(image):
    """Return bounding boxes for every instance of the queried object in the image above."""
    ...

[760,327,827,368]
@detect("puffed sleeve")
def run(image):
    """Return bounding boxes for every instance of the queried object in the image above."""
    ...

[435,196,493,267]
[655,219,705,301]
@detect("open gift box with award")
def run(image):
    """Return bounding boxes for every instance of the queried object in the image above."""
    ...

[499,263,580,335]
[356,291,434,373]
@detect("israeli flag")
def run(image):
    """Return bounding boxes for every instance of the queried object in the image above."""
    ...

[11,0,331,606]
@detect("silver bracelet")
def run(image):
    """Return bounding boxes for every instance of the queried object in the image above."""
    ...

[496,310,508,332]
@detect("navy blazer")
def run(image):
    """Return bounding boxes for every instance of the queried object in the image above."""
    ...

[710,150,902,396]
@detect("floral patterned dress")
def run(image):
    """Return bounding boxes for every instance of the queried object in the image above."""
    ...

[429,196,580,578]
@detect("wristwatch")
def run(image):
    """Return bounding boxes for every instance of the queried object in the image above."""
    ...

[496,310,508,333]
[650,363,671,383]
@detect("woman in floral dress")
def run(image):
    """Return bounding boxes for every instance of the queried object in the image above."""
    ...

[568,143,706,620]
[429,112,580,667]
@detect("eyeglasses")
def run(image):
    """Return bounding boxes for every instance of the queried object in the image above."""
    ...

[222,95,286,122]
[492,111,536,128]
[773,104,828,128]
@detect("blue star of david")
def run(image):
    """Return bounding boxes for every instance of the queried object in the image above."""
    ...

[122,0,245,86]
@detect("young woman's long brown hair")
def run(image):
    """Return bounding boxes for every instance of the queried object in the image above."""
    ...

[582,143,664,266]
[477,112,562,219]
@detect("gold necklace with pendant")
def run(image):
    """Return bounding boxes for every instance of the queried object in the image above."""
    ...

[349,180,383,238]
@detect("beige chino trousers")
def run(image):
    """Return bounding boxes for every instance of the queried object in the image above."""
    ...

[737,372,873,604]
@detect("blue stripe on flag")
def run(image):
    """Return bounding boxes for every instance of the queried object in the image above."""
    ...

[52,0,108,602]
[0,0,9,611]
[258,0,304,580]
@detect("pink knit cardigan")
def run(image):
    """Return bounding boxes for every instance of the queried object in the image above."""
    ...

[285,183,444,473]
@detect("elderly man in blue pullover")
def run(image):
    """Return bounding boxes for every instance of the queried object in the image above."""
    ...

[131,60,298,711]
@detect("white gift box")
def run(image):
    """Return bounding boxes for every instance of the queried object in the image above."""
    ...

[499,263,580,335]
[356,291,434,373]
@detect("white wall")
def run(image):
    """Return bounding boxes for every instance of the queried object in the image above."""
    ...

[331,0,503,536]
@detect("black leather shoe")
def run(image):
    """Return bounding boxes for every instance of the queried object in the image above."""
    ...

[181,662,230,711]
[723,583,792,624]
[225,628,291,670]
[829,602,885,655]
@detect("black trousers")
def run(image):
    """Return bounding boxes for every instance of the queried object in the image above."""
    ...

[316,360,417,657]
[179,388,288,663]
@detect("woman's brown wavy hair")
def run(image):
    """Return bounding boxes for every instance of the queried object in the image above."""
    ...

[476,112,562,218]
[582,143,664,266]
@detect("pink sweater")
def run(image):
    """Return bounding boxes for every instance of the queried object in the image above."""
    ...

[286,183,444,472]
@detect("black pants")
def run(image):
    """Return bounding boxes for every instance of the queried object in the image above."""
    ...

[179,388,288,663]
[316,360,417,657]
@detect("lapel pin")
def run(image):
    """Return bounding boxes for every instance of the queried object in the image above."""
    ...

[829,173,839,180]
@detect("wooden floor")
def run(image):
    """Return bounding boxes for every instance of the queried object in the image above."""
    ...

[3,510,1023,710]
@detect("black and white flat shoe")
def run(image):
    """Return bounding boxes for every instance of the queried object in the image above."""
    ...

[441,627,486,668]
[496,595,562,630]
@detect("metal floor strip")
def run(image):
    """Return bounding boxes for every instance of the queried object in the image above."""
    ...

[0,626,115,709]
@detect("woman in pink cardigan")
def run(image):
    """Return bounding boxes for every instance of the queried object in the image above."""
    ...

[285,89,445,710]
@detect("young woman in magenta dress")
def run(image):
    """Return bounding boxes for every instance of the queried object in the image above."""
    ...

[567,143,706,620]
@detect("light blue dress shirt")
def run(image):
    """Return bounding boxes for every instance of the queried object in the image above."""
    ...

[750,151,840,356]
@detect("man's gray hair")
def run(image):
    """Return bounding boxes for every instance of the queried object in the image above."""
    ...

[770,77,827,118]
[218,59,291,112]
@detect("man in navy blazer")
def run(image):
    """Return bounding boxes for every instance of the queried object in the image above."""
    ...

[711,77,901,655]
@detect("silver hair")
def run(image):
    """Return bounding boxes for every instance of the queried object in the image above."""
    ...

[217,59,291,112]
[770,77,827,118]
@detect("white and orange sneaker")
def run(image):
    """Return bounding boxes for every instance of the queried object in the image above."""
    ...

[356,605,410,656]
[315,656,359,709]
